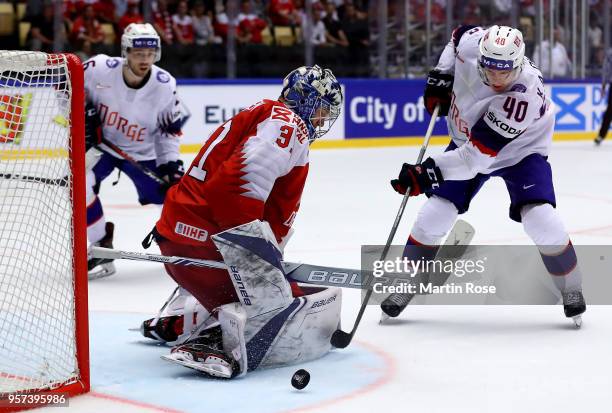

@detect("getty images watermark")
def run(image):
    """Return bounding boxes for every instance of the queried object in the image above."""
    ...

[370,255,495,295]
[360,245,611,306]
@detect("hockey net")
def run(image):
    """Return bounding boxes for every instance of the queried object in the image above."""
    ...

[0,52,88,406]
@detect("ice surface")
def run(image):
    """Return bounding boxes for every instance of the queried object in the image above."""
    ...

[35,141,612,413]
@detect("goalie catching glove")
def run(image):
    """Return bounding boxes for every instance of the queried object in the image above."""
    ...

[391,157,444,196]
[424,70,454,116]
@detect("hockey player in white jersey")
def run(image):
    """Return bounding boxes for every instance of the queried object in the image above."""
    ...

[381,25,586,325]
[84,23,188,278]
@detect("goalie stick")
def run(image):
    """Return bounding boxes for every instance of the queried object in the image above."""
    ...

[91,246,370,289]
[329,104,440,349]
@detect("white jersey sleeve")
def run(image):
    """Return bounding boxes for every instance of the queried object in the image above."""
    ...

[434,26,484,75]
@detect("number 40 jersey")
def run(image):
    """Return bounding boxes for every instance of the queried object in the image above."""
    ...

[156,99,310,248]
[432,26,555,181]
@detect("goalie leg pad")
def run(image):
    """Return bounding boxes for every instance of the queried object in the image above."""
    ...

[255,285,341,370]
[212,220,295,317]
[212,221,342,372]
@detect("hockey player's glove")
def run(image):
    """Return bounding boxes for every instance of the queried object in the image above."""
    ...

[85,101,103,150]
[424,70,454,116]
[158,160,185,185]
[391,157,444,196]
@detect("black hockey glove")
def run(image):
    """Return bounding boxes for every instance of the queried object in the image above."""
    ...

[424,70,454,116]
[390,157,444,196]
[85,101,103,150]
[158,160,185,186]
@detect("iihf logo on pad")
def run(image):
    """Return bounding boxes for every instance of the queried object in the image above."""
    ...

[175,222,208,242]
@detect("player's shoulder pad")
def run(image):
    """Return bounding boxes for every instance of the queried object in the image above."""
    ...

[152,65,176,87]
[451,25,481,50]
[83,54,122,72]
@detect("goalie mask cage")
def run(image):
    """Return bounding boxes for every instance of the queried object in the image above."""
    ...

[0,52,89,410]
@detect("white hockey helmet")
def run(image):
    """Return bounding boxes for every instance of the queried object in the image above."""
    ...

[121,23,161,62]
[478,25,525,86]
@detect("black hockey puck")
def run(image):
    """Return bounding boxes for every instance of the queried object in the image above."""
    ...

[291,369,310,390]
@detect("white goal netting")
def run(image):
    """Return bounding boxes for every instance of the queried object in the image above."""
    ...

[0,51,83,395]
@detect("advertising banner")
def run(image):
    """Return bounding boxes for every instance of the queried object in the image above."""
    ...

[177,80,608,147]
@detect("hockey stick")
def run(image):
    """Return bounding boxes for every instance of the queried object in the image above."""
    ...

[330,104,440,349]
[0,173,68,187]
[91,246,371,289]
[99,137,168,186]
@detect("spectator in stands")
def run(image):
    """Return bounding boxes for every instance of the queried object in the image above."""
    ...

[172,0,195,45]
[214,5,239,41]
[459,0,481,25]
[28,3,58,53]
[268,0,299,27]
[323,2,349,47]
[153,0,174,45]
[341,2,368,49]
[71,4,105,55]
[237,0,268,44]
[192,0,220,45]
[302,5,327,45]
[533,27,571,78]
[594,47,612,145]
[94,0,117,23]
[118,0,144,33]
[341,1,369,73]
[588,18,602,50]
[412,0,445,25]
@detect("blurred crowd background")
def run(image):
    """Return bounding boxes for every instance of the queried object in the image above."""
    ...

[0,0,609,79]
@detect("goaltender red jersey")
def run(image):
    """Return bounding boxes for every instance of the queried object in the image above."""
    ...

[156,99,310,248]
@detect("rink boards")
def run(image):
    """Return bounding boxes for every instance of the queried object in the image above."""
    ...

[176,78,609,151]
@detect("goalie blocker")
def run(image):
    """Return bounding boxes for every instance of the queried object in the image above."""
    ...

[161,220,342,378]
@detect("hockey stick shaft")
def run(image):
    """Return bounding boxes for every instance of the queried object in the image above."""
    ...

[99,137,168,186]
[332,104,440,348]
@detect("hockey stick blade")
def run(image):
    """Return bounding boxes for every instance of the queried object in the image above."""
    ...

[330,330,352,349]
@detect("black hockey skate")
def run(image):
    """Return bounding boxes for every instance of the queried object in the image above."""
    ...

[380,292,416,321]
[87,222,115,279]
[161,334,238,379]
[141,315,185,343]
[141,315,222,347]
[562,290,586,328]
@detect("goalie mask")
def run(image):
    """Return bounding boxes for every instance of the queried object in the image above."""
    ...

[478,25,525,91]
[281,65,342,142]
[121,23,161,62]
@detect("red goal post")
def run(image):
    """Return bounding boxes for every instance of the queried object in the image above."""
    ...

[0,51,89,411]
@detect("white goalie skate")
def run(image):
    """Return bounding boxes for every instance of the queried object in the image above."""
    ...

[161,337,238,379]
